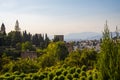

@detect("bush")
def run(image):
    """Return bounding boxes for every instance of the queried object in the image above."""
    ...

[0,76,5,79]
[4,76,14,80]
[87,75,93,80]
[14,77,22,80]
[62,64,68,69]
[58,75,65,80]
[81,65,87,71]
[19,73,26,78]
[76,68,81,73]
[80,71,87,77]
[13,71,20,75]
[53,76,58,80]
[62,70,68,76]
[73,72,79,78]
[69,67,76,74]
[93,72,98,79]
[4,72,10,77]
[43,72,48,78]
[67,74,73,80]
[23,77,31,80]
[39,73,45,80]
[56,69,63,76]
[48,72,54,80]
[32,74,39,80]
[80,76,86,80]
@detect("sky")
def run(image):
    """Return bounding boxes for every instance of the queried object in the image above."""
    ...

[0,0,120,35]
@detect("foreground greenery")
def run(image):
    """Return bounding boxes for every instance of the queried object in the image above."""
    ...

[0,22,120,80]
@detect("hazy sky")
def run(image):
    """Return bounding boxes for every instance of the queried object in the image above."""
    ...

[0,0,120,35]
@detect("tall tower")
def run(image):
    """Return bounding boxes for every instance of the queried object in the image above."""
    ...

[15,20,20,31]
[1,23,6,34]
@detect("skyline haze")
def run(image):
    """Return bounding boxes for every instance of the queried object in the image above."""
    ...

[0,0,120,35]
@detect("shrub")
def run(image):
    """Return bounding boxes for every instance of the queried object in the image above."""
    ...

[23,77,31,80]
[27,73,33,78]
[39,73,45,80]
[4,76,14,80]
[56,69,63,76]
[13,71,20,75]
[73,78,78,80]
[58,75,65,80]
[87,75,93,80]
[43,72,48,78]
[62,64,68,69]
[69,67,76,74]
[19,73,26,78]
[53,76,58,80]
[80,76,86,80]
[62,70,68,76]
[4,72,10,77]
[76,68,81,73]
[87,70,92,76]
[67,74,73,80]
[0,76,5,79]
[14,77,22,80]
[32,74,39,80]
[93,72,98,79]
[80,71,87,77]
[48,72,54,80]
[73,72,79,78]
[81,65,87,71]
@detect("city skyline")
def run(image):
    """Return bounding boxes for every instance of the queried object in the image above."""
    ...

[0,0,120,35]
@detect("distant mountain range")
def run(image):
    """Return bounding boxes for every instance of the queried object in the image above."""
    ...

[64,32,102,41]
[49,32,119,41]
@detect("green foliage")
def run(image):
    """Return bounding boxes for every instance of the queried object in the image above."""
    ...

[69,67,76,74]
[22,41,36,51]
[47,41,69,60]
[93,72,98,79]
[87,75,93,80]
[56,69,63,76]
[73,72,79,78]
[62,70,68,76]
[66,74,73,80]
[81,65,87,71]
[32,74,39,80]
[80,76,86,80]
[58,75,65,80]
[80,71,87,77]
[98,22,120,80]
[76,68,81,73]
[48,72,54,80]
[13,71,20,75]
[53,76,58,80]
[39,73,45,80]
[40,53,56,68]
[4,72,10,77]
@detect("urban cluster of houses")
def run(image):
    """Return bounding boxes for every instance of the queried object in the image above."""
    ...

[72,40,100,52]
[21,35,101,59]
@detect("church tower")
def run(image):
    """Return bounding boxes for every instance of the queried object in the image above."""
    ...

[0,23,6,34]
[15,20,20,31]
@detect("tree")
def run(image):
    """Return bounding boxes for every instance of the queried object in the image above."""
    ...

[47,41,69,60]
[98,21,120,80]
[32,34,40,47]
[22,41,36,51]
[44,33,50,48]
[22,30,32,42]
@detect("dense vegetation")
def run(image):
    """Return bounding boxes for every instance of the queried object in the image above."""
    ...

[0,22,120,80]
